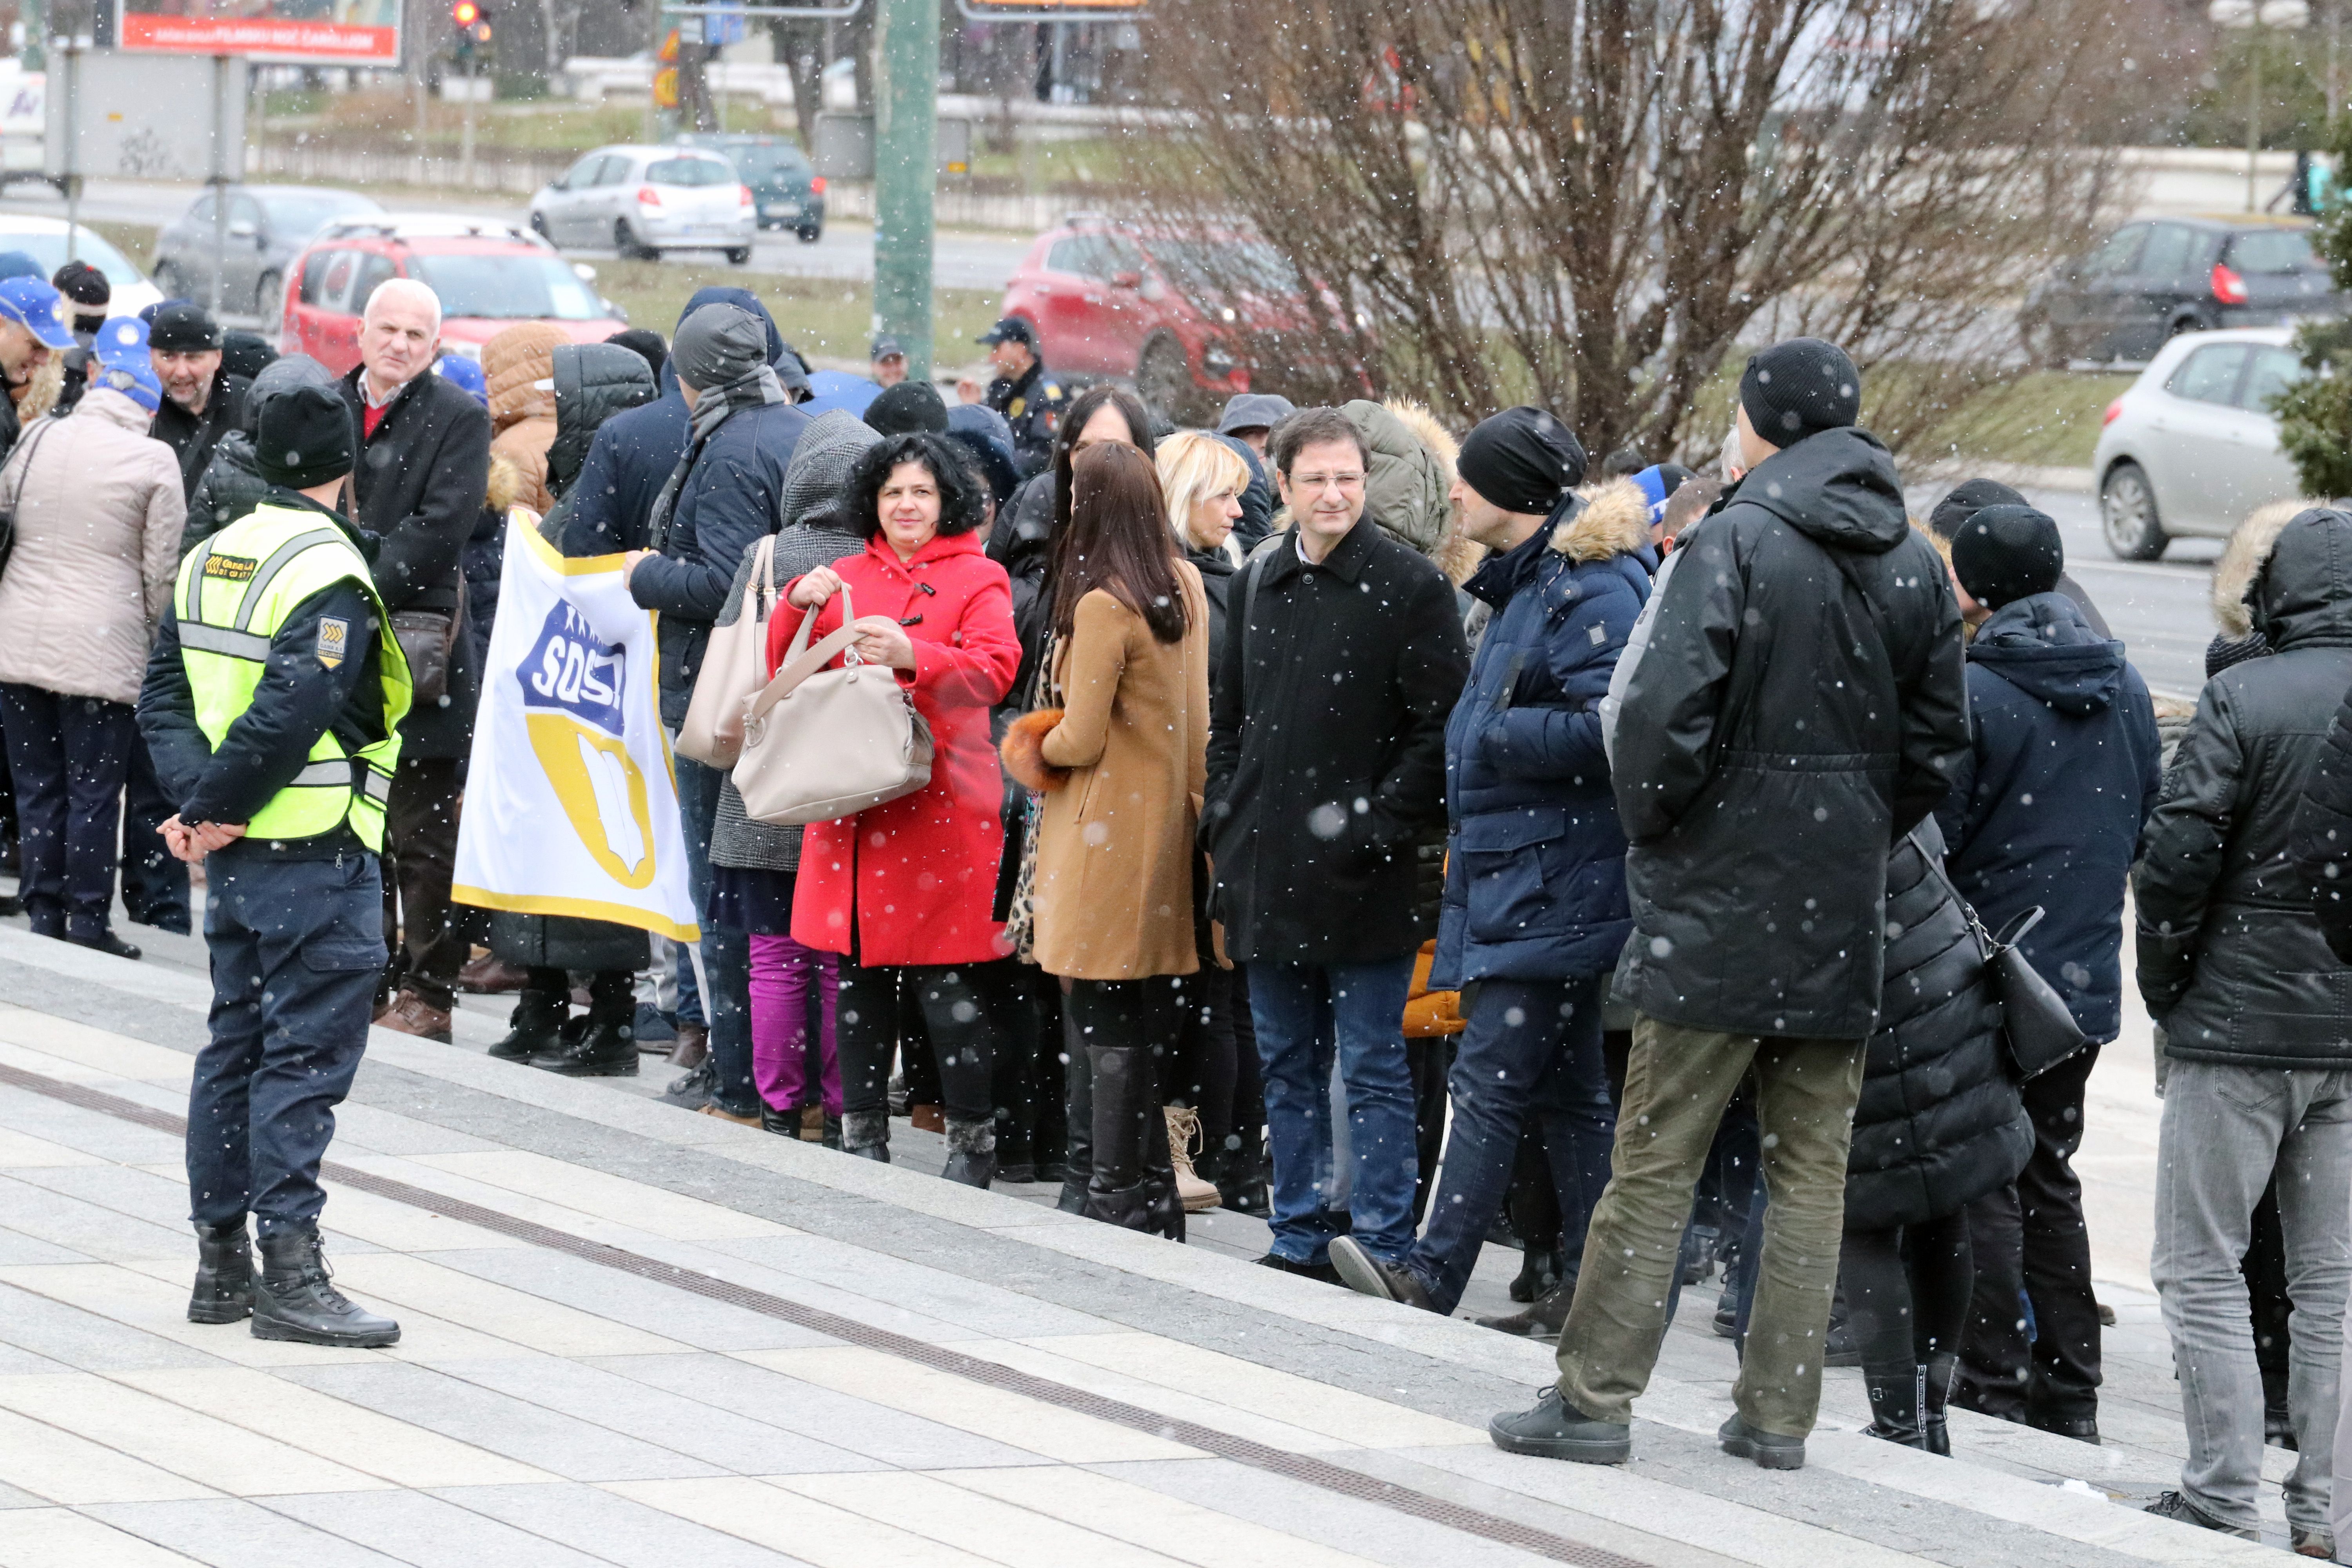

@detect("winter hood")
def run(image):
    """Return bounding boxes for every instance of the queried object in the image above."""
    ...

[1551,475,1653,564]
[1343,397,1457,558]
[2212,498,2306,637]
[1730,425,1907,554]
[546,341,656,497]
[2249,506,2352,652]
[483,321,567,432]
[661,287,789,399]
[1967,590,2125,715]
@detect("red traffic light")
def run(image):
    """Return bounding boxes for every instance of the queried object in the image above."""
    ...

[450,1,479,26]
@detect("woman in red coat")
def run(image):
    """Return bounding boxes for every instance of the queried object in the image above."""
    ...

[768,431,1021,1183]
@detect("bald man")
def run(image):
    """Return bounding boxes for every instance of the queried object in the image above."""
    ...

[336,278,493,1044]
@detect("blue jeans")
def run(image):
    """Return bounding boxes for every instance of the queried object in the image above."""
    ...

[673,755,754,1116]
[1403,975,1615,1314]
[188,850,384,1238]
[1249,956,1418,1264]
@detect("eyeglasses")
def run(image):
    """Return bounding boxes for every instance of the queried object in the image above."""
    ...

[1292,471,1365,492]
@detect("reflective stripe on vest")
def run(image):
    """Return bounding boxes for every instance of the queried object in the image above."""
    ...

[173,505,413,851]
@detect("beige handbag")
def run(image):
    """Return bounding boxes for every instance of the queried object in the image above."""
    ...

[733,586,935,825]
[677,533,778,767]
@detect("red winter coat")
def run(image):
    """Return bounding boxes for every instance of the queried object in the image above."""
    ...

[769,529,1021,965]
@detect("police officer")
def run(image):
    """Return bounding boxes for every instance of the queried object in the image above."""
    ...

[976,316,1063,479]
[138,383,414,1348]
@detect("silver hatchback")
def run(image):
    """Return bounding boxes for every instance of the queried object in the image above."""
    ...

[2092,327,2306,559]
[528,144,755,264]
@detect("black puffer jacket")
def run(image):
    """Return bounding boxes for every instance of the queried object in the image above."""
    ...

[1610,427,1969,1040]
[2146,508,2352,1067]
[1845,821,2031,1229]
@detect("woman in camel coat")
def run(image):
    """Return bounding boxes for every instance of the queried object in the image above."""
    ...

[1003,440,1208,1237]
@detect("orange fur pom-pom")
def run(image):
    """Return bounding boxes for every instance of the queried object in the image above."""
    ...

[1000,708,1071,792]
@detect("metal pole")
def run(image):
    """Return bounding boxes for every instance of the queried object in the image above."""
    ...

[2331,0,2341,132]
[872,0,936,377]
[414,0,431,187]
[21,0,42,73]
[60,42,78,261]
[210,55,229,315]
[460,52,477,187]
[2250,13,2263,213]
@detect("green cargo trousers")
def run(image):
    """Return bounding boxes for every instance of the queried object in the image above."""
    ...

[1555,1014,1866,1436]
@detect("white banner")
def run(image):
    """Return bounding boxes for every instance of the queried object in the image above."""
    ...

[453,512,700,942]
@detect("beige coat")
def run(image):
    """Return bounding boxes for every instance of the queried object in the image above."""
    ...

[484,321,566,515]
[1032,566,1211,980]
[0,389,185,706]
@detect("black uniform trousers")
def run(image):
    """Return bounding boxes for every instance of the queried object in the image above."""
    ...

[187,848,385,1240]
[0,684,135,941]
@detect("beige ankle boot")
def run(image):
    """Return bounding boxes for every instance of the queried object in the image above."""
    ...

[1165,1106,1221,1212]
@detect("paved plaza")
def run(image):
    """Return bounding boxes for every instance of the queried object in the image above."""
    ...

[0,914,2301,1566]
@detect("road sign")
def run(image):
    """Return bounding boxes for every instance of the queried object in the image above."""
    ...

[653,66,680,108]
[115,0,402,64]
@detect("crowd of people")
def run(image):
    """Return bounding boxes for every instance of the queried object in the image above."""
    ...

[0,251,2343,1548]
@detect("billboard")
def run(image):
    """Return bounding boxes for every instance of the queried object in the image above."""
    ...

[46,52,245,180]
[116,0,401,64]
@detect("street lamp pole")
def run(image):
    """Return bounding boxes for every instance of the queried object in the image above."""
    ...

[872,0,936,379]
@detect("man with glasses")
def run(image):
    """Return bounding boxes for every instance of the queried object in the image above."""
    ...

[1201,405,1469,1283]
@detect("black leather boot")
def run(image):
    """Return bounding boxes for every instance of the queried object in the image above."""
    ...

[1511,1246,1564,1305]
[252,1227,399,1347]
[1058,1033,1093,1213]
[528,993,639,1077]
[1923,1352,1956,1456]
[188,1220,253,1324]
[1862,1362,1926,1449]
[942,1117,997,1188]
[489,987,568,1062]
[841,1108,890,1162]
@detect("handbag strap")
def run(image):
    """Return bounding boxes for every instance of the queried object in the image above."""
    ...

[749,586,864,724]
[750,533,778,620]
[1,417,58,517]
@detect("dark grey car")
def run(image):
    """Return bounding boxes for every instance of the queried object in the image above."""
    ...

[2018,217,2341,368]
[152,185,386,316]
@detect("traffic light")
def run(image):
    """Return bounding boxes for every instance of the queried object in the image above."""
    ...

[451,0,492,64]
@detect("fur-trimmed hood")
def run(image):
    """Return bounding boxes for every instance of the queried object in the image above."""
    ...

[2212,498,2306,637]
[1552,475,1653,564]
[486,451,528,516]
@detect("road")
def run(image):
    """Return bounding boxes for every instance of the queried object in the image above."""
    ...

[0,175,1033,293]
[2013,485,2220,701]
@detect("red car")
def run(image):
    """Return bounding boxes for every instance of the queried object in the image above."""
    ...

[997,219,1349,418]
[279,214,628,376]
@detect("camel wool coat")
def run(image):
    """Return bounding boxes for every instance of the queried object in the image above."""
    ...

[1032,566,1211,980]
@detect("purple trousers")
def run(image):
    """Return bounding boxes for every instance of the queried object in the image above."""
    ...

[750,932,840,1117]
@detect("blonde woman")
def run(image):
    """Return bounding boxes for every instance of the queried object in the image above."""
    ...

[1152,428,1267,1213]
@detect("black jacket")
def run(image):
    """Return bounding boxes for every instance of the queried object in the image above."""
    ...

[989,471,1057,706]
[1935,592,2161,1044]
[339,366,493,759]
[183,430,270,558]
[2149,508,2352,1066]
[1845,822,2033,1230]
[629,397,810,728]
[984,358,1064,479]
[2298,680,2352,966]
[1609,427,1969,1040]
[1201,519,1470,964]
[1187,543,1237,687]
[1214,434,1275,554]
[153,368,250,502]
[137,492,389,861]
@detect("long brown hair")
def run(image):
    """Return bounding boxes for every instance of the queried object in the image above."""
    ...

[1049,442,1189,645]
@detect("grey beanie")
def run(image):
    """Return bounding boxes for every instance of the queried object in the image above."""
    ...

[242,352,334,435]
[782,410,883,530]
[671,302,769,392]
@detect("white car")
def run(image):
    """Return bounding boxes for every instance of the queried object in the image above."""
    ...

[0,215,160,318]
[2093,327,2304,560]
[528,144,754,264]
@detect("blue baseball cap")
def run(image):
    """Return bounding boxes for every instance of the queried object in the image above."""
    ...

[435,353,488,407]
[95,314,149,361]
[0,277,74,351]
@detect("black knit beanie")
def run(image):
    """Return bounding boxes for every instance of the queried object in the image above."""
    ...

[148,301,223,354]
[255,383,356,490]
[1456,405,1588,514]
[865,378,950,437]
[1739,337,1861,445]
[1926,476,2025,543]
[1950,503,2064,610]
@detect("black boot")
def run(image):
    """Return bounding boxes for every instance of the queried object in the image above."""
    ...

[1214,1125,1270,1217]
[252,1227,399,1347]
[188,1220,253,1324]
[1511,1246,1564,1304]
[822,1114,842,1151]
[942,1117,996,1188]
[1923,1352,1956,1456]
[488,986,568,1062]
[528,990,639,1077]
[1862,1362,1926,1449]
[841,1108,890,1163]
[1475,1272,1576,1338]
[1058,1029,1093,1213]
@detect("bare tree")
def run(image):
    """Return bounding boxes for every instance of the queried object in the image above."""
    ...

[1122,0,2140,456]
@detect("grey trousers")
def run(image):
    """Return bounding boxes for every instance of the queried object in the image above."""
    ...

[2152,1058,2352,1535]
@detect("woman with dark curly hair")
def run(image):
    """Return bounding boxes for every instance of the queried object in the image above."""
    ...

[767,431,1023,1183]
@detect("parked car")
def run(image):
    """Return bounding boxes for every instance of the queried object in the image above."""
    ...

[153,185,385,316]
[279,214,626,376]
[2020,217,2340,367]
[0,216,158,316]
[677,132,824,240]
[998,218,1350,420]
[528,144,755,263]
[2093,327,2303,559]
